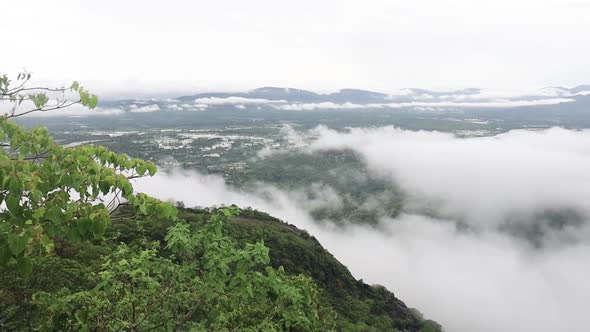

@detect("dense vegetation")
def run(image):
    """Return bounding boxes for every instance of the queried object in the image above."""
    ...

[1,206,340,331]
[238,149,404,225]
[0,204,442,331]
[0,72,442,331]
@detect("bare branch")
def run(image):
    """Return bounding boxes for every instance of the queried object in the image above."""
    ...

[2,74,31,95]
[6,100,81,118]
[10,86,69,93]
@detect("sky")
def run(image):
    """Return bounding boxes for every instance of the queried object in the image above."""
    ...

[2,0,590,98]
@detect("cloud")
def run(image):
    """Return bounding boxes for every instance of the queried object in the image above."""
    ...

[129,104,160,113]
[166,104,182,111]
[133,126,590,332]
[134,169,590,332]
[310,126,590,229]
[434,87,577,101]
[193,97,287,105]
[276,102,365,111]
[256,124,309,158]
[273,98,575,111]
[194,103,209,110]
[0,100,124,117]
[332,215,590,332]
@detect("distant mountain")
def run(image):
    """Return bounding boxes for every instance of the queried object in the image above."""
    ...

[570,85,590,94]
[178,87,323,103]
[178,85,590,105]
[178,86,482,104]
[102,85,590,114]
[327,89,390,103]
[249,87,323,102]
[403,87,481,97]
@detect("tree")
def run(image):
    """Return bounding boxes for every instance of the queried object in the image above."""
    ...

[0,71,336,330]
[0,70,177,277]
[34,208,335,331]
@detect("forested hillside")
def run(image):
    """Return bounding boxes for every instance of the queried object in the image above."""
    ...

[0,72,442,331]
[0,203,442,331]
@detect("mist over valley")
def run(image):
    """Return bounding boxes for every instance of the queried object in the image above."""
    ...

[18,99,590,332]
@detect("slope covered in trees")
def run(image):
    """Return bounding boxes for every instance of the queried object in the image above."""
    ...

[0,72,442,331]
[0,204,442,331]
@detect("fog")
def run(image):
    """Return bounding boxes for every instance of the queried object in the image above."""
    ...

[134,126,590,332]
[274,98,575,111]
[310,126,590,233]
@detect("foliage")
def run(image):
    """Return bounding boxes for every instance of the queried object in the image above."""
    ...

[221,208,425,331]
[128,205,442,332]
[0,72,337,331]
[0,72,441,331]
[0,256,92,330]
[0,71,176,277]
[34,243,197,331]
[32,208,335,331]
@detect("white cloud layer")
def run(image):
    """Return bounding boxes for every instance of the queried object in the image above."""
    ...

[274,98,575,111]
[129,104,160,113]
[0,100,124,117]
[193,97,286,105]
[309,126,590,227]
[134,126,590,332]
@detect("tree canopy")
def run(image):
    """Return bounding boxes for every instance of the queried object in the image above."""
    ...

[0,70,176,277]
[0,71,338,331]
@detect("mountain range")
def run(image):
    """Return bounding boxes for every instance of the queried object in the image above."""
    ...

[98,85,590,114]
[177,85,590,104]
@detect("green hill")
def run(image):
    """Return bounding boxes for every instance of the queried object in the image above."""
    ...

[222,208,442,332]
[0,204,442,331]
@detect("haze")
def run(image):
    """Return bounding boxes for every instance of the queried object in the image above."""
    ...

[3,0,590,97]
[4,0,590,331]
[135,127,590,332]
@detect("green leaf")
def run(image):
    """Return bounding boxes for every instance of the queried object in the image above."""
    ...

[136,163,147,176]
[16,256,32,277]
[121,181,133,197]
[8,233,29,256]
[76,218,92,237]
[32,206,46,220]
[161,203,177,218]
[139,203,147,215]
[91,218,107,238]
[88,95,98,109]
[99,180,111,195]
[39,235,54,253]
[0,245,11,265]
[47,206,64,224]
[31,93,49,108]
[0,222,10,235]
[147,163,157,176]
[6,195,20,214]
[71,81,80,91]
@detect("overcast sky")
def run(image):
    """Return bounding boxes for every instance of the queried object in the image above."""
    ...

[3,0,590,97]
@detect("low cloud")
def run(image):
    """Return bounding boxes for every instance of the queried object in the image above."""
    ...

[0,99,125,117]
[193,96,287,105]
[134,126,590,332]
[273,98,575,111]
[434,87,589,101]
[129,104,160,113]
[309,126,590,230]
[276,102,364,111]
